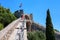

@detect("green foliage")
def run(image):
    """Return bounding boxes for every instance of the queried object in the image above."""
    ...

[46,9,55,40]
[0,5,16,28]
[27,31,46,40]
[0,23,4,30]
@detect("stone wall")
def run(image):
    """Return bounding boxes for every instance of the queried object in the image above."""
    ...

[0,18,20,40]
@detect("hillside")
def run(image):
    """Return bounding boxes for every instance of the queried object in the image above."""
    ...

[32,22,60,40]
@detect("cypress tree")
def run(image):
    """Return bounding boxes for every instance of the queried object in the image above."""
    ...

[46,9,55,40]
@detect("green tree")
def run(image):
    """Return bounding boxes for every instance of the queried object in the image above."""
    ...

[0,5,16,28]
[46,9,55,40]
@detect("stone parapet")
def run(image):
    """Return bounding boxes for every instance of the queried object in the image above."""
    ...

[0,18,21,40]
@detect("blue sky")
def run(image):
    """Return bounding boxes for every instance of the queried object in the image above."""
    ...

[0,0,60,31]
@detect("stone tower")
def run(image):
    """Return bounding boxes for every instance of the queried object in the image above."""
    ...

[21,14,33,32]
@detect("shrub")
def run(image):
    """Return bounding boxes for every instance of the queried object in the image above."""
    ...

[0,23,4,30]
[27,31,46,40]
